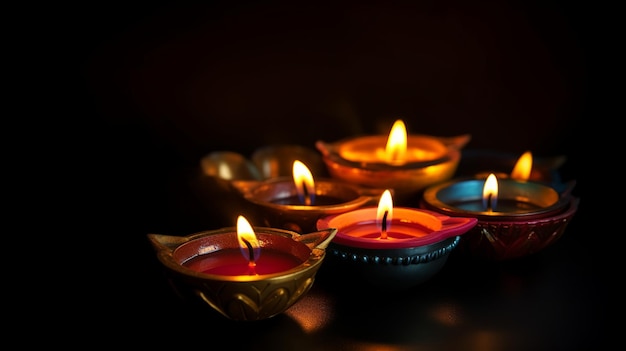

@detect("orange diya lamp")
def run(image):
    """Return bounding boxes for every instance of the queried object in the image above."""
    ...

[230,160,386,234]
[420,154,579,261]
[147,215,337,321]
[316,119,471,204]
[316,190,477,290]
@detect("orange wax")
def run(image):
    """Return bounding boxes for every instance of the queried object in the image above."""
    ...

[337,135,448,164]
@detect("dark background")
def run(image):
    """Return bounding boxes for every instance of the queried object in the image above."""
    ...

[52,1,606,349]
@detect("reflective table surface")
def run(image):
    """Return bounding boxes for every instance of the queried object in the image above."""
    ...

[89,156,603,350]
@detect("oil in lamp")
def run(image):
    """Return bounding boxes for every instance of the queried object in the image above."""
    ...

[231,160,386,233]
[316,119,470,204]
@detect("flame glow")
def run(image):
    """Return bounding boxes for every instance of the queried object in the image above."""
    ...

[510,151,532,180]
[482,173,498,211]
[293,160,316,205]
[237,215,260,265]
[376,189,394,239]
[384,119,407,164]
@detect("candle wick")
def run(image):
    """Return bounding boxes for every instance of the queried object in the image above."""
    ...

[248,263,257,275]
[242,238,256,264]
[381,211,388,239]
[485,193,494,212]
[241,238,258,275]
[300,181,312,206]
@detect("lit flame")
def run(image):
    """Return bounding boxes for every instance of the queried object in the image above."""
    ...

[292,160,316,205]
[482,173,498,212]
[510,151,532,180]
[385,119,407,164]
[237,215,260,272]
[376,189,393,239]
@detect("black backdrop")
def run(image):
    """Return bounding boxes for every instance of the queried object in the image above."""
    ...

[58,1,607,349]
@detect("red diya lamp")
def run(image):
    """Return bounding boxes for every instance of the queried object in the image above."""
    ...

[420,154,579,261]
[147,215,337,321]
[230,160,386,233]
[316,189,477,290]
[316,119,471,204]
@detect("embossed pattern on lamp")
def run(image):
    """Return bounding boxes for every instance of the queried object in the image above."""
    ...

[317,190,477,290]
[420,152,579,261]
[148,216,337,321]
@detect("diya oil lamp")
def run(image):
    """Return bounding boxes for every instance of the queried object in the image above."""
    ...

[230,160,386,234]
[316,119,471,204]
[316,189,478,290]
[200,150,263,181]
[200,144,328,182]
[148,215,337,321]
[197,145,338,230]
[457,149,567,189]
[251,144,328,179]
[420,159,579,261]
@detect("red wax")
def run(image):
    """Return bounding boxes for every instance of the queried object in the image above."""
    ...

[337,219,432,239]
[317,207,478,249]
[183,248,304,275]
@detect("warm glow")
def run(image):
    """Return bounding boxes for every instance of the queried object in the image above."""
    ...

[510,151,532,180]
[384,119,407,164]
[237,215,260,265]
[218,163,233,179]
[284,293,333,332]
[376,189,394,239]
[292,160,316,205]
[482,173,498,211]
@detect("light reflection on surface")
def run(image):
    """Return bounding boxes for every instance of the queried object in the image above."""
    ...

[284,289,335,333]
[430,302,463,327]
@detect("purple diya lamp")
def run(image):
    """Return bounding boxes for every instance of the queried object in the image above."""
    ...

[316,190,478,290]
[420,172,579,261]
[316,119,471,204]
[148,215,337,321]
[231,160,386,234]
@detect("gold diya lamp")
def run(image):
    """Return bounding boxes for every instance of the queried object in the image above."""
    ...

[316,119,471,204]
[420,166,578,261]
[200,146,384,233]
[148,215,337,321]
[230,160,386,234]
[200,144,328,182]
[251,144,328,179]
[200,150,264,181]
